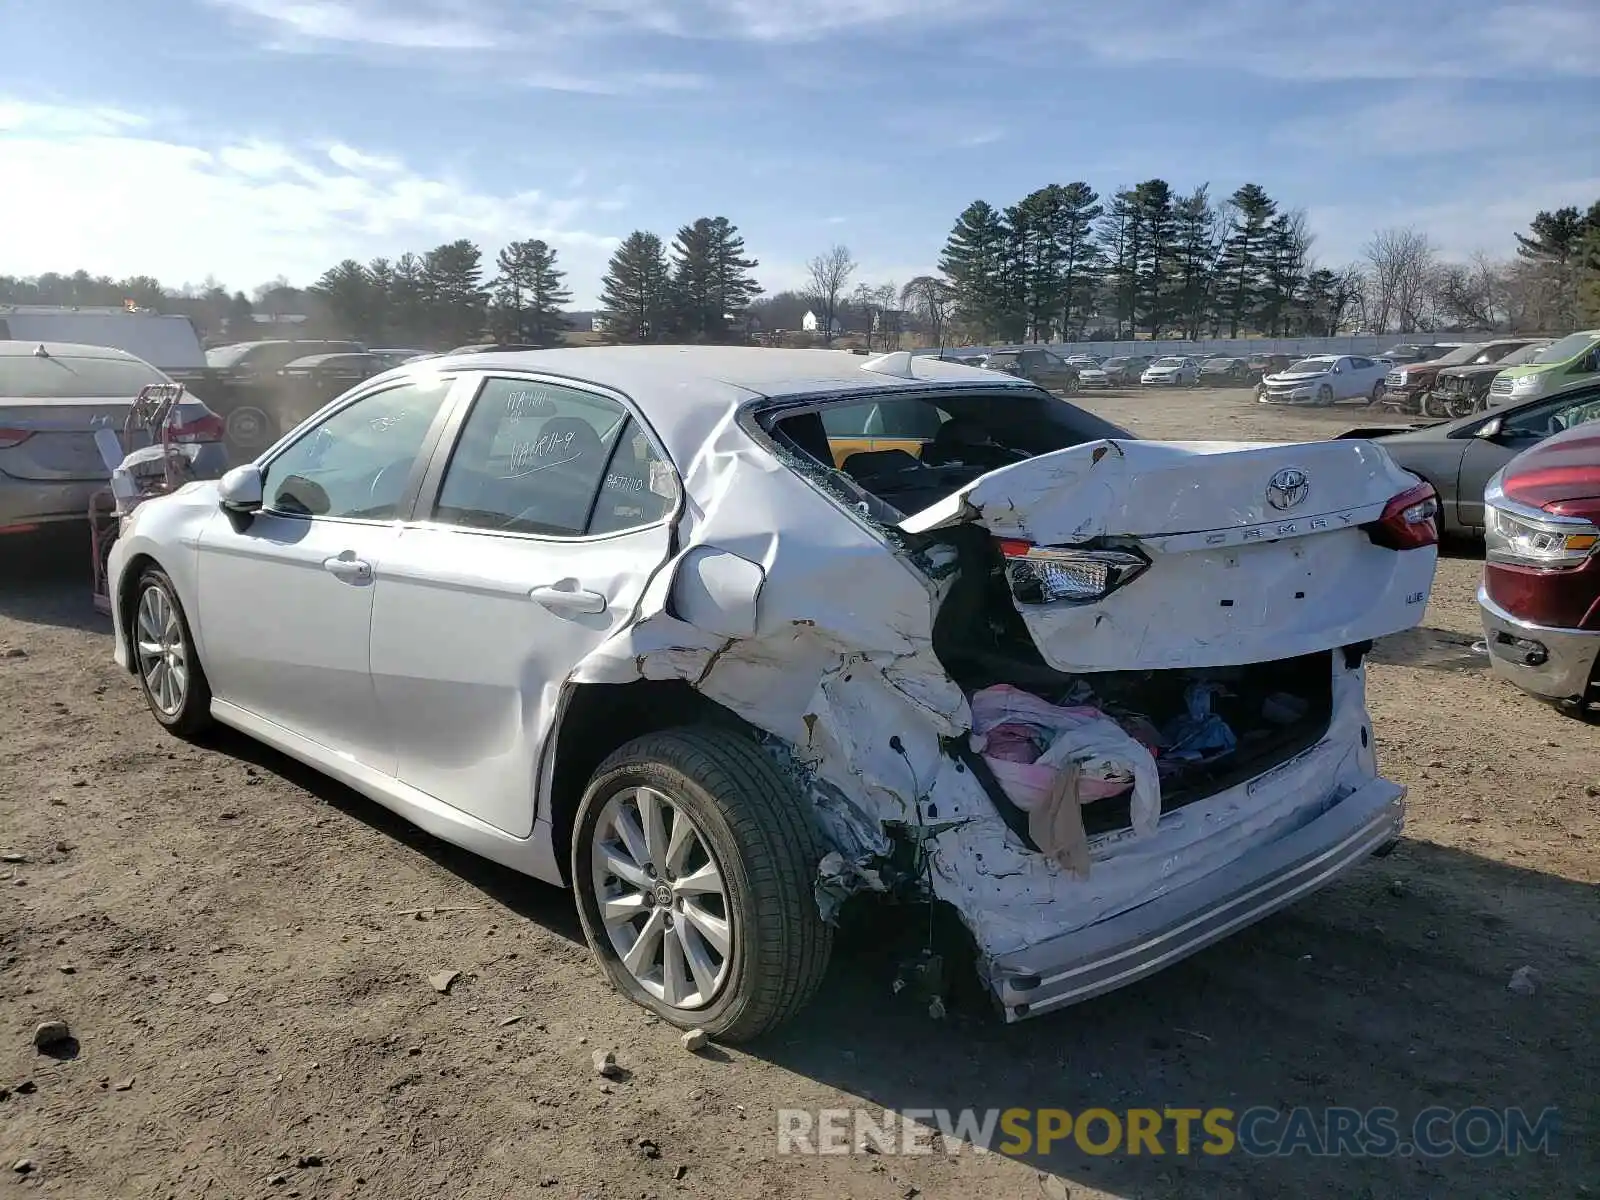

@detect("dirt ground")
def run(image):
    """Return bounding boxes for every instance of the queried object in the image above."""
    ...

[2,386,1596,1199]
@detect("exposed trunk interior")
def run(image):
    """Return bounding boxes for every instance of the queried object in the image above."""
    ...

[930,526,1335,836]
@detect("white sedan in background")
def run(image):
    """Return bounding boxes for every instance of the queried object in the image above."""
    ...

[1140,356,1200,386]
[1257,355,1388,406]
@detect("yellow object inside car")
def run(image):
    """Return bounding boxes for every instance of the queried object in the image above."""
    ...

[822,398,948,468]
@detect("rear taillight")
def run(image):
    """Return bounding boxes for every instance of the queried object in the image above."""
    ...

[1366,481,1439,550]
[0,428,34,448]
[995,539,1150,605]
[169,414,225,443]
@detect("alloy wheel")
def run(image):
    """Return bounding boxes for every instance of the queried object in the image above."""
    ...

[136,584,187,716]
[590,786,733,1011]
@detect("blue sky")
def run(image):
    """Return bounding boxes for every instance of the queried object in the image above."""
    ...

[2,0,1597,305]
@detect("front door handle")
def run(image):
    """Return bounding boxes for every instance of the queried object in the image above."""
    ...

[323,553,373,583]
[529,584,607,615]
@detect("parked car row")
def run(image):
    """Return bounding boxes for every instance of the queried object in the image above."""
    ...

[1376,331,1600,418]
[1341,378,1600,719]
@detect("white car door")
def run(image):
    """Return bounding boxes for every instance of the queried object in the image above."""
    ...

[367,374,678,838]
[194,375,458,771]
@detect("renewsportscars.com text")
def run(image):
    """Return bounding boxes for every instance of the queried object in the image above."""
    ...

[777,1106,1559,1159]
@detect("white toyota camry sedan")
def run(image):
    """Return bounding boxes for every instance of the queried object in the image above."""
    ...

[107,346,1438,1039]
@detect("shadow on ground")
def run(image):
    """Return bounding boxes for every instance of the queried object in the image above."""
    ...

[206,712,1597,1199]
[746,841,1596,1199]
[201,724,584,946]
[1369,626,1488,673]
[1,528,110,633]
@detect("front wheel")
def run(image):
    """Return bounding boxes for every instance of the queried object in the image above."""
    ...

[132,567,214,738]
[572,728,833,1042]
[1442,392,1477,419]
[1316,384,1335,407]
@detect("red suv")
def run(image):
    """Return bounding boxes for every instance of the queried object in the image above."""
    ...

[1479,413,1600,718]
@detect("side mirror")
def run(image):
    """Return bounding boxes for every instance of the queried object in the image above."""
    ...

[1475,416,1504,440]
[218,464,264,512]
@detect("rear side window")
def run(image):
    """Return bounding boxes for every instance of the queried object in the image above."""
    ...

[433,377,676,537]
[0,354,166,398]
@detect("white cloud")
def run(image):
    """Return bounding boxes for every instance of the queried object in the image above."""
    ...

[326,142,403,172]
[1058,0,1600,80]
[0,100,622,302]
[208,0,1001,51]
[0,99,149,136]
[210,0,501,48]
[1274,86,1593,156]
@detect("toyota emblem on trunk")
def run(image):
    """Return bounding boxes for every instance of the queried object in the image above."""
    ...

[1267,467,1310,510]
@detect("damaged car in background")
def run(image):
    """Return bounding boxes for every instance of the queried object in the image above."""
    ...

[104,347,1438,1039]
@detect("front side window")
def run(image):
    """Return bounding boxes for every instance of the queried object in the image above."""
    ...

[262,377,452,520]
[433,377,676,537]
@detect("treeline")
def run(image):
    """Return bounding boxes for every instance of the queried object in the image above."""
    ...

[938,181,1359,343]
[0,237,571,350]
[597,217,761,343]
[938,183,1600,343]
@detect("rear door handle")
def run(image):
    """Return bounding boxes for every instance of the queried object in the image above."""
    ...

[322,554,373,583]
[529,585,607,615]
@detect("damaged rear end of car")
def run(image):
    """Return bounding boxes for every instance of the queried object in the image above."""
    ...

[572,371,1438,1023]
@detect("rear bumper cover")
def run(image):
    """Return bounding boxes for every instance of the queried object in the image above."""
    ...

[986,777,1405,1021]
[1479,585,1600,702]
[0,477,100,529]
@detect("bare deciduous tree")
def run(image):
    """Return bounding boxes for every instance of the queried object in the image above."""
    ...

[1364,227,1436,333]
[901,275,955,348]
[1430,252,1509,331]
[804,244,856,345]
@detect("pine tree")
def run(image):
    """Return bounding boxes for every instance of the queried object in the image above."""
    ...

[310,259,375,340]
[1516,205,1592,328]
[491,239,571,346]
[1052,182,1104,339]
[420,240,487,347]
[1171,186,1221,338]
[1261,210,1313,335]
[390,252,427,346]
[366,257,395,343]
[669,217,761,342]
[600,231,671,343]
[1216,183,1278,336]
[1098,188,1142,338]
[1013,187,1071,341]
[1130,180,1178,336]
[939,200,1011,340]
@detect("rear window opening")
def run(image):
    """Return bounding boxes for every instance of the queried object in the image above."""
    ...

[764,387,1128,520]
[931,527,1334,835]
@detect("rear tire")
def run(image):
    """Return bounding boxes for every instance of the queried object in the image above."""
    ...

[1369,381,1384,406]
[224,405,279,457]
[571,727,833,1042]
[132,567,213,739]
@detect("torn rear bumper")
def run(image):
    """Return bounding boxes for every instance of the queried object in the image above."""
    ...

[985,776,1405,1021]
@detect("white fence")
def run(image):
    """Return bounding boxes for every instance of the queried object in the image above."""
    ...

[922,334,1486,360]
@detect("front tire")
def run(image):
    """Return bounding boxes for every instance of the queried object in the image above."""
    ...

[1316,384,1335,407]
[572,728,833,1042]
[132,567,213,738]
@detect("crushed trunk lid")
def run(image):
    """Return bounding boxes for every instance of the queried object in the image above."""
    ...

[901,438,1437,671]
